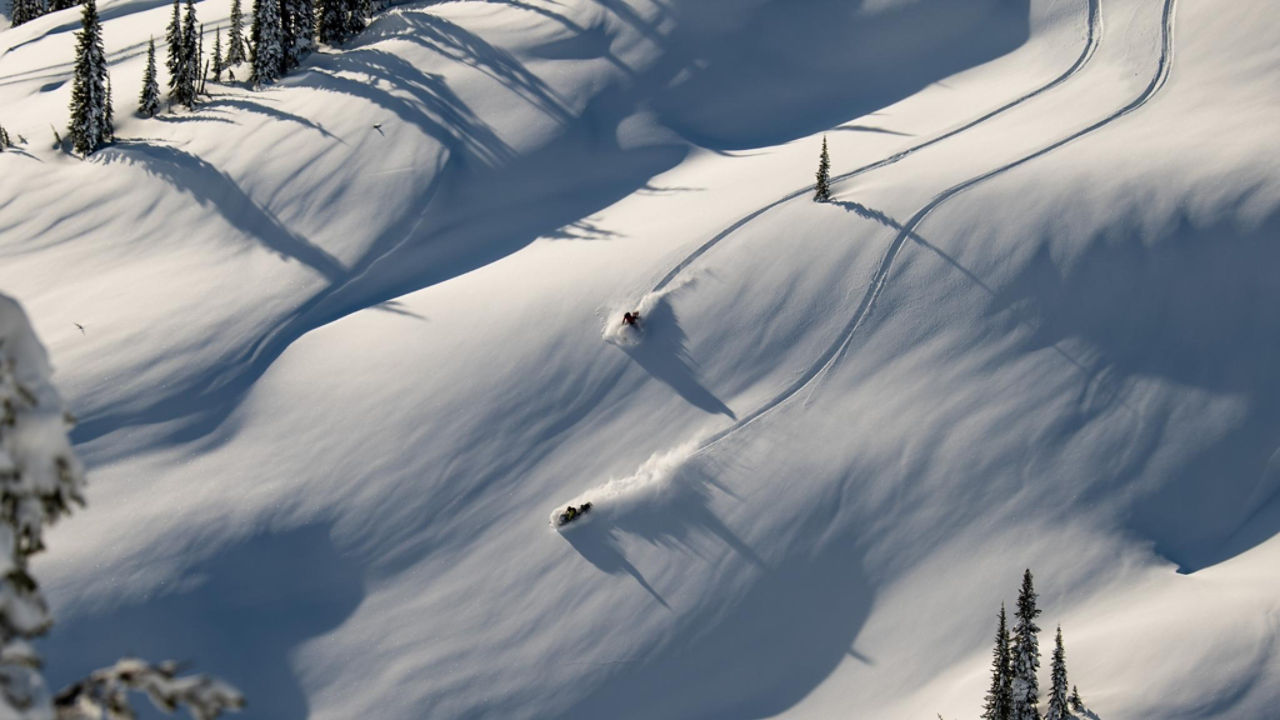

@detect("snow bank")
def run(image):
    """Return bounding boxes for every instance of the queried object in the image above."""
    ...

[550,441,701,530]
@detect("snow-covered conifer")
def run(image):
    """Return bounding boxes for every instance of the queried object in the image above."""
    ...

[0,293,87,716]
[48,0,76,11]
[1045,626,1072,720]
[250,0,285,85]
[281,0,314,69]
[0,294,245,720]
[165,0,183,94]
[226,0,247,65]
[67,0,113,156]
[1010,569,1042,720]
[138,37,160,117]
[981,604,1013,720]
[0,124,11,150]
[171,0,199,107]
[814,135,832,202]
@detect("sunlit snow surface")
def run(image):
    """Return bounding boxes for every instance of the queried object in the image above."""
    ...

[2,0,1279,718]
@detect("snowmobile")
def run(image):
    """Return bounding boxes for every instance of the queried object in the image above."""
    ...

[555,502,593,527]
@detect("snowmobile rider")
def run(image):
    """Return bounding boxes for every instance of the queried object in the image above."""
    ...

[622,311,640,326]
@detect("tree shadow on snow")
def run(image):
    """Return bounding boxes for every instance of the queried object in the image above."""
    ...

[39,522,366,720]
[95,141,348,283]
[621,296,735,419]
[557,460,872,720]
[990,202,1280,573]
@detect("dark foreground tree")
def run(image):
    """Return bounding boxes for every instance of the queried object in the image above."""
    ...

[814,135,832,202]
[11,0,45,27]
[0,293,245,719]
[1010,569,1042,720]
[138,37,160,117]
[67,0,113,155]
[981,604,1013,720]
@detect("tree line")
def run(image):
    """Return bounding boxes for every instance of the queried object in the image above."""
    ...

[4,0,380,156]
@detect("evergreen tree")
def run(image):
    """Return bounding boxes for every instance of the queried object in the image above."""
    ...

[11,0,45,26]
[316,0,345,45]
[1045,626,1072,720]
[814,135,832,202]
[172,0,199,107]
[211,27,223,81]
[1010,569,1042,720]
[344,0,365,38]
[67,0,113,156]
[981,604,1014,720]
[1069,685,1086,714]
[225,0,247,65]
[0,123,11,150]
[138,37,160,117]
[48,0,76,10]
[0,294,245,720]
[165,0,183,93]
[249,0,284,85]
[281,0,314,68]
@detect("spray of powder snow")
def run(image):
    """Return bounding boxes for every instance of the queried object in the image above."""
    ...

[601,274,702,348]
[550,441,701,530]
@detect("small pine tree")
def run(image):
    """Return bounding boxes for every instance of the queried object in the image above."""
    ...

[226,0,247,65]
[68,0,113,156]
[814,135,832,202]
[1010,569,1042,720]
[211,27,223,82]
[981,605,1014,720]
[0,124,11,150]
[1045,626,1072,720]
[250,0,285,85]
[1069,685,1086,714]
[138,37,160,117]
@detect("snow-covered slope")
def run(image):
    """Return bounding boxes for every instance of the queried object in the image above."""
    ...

[2,0,1279,717]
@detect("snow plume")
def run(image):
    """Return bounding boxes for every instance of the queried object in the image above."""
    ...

[601,273,701,347]
[550,441,701,530]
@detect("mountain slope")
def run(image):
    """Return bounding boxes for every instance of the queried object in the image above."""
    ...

[1,0,1278,718]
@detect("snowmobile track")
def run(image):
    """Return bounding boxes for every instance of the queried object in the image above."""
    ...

[651,0,1103,294]
[695,0,1177,453]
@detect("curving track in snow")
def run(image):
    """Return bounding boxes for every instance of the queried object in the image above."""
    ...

[650,0,1103,294]
[693,0,1178,453]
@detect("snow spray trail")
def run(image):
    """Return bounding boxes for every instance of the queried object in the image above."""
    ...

[692,0,1177,454]
[553,442,701,529]
[650,0,1103,294]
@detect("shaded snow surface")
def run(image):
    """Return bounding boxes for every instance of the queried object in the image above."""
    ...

[2,0,1279,718]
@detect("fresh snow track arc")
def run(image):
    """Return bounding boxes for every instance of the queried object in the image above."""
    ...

[693,0,1177,454]
[650,0,1103,294]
